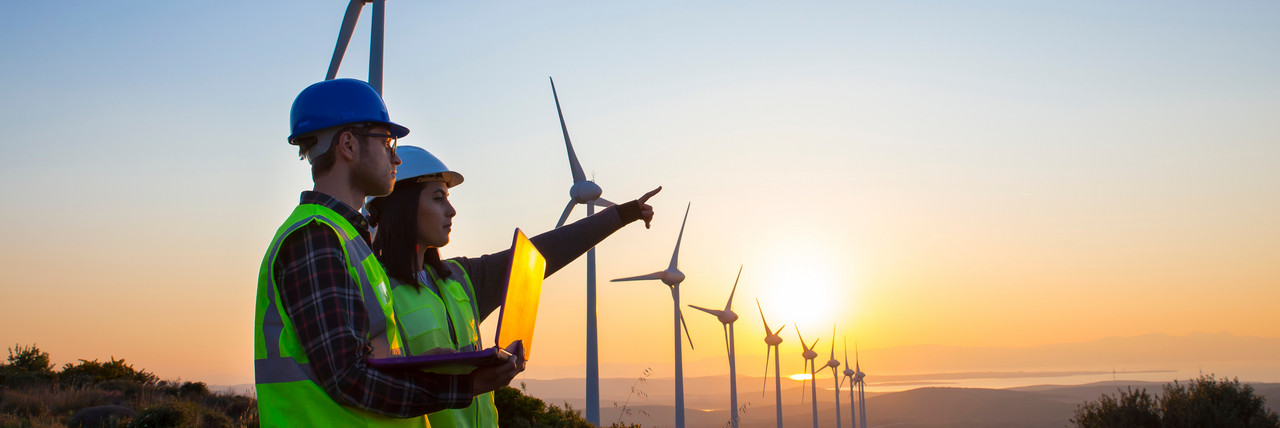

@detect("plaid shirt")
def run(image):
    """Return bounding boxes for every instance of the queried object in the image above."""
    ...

[272,191,473,417]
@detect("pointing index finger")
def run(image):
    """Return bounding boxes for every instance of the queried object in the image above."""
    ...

[638,186,662,204]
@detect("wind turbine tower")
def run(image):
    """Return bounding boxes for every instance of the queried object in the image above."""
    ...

[820,325,842,428]
[689,266,745,428]
[756,299,785,428]
[325,0,388,92]
[611,203,696,428]
[549,77,615,425]
[797,327,820,428]
[842,338,858,428]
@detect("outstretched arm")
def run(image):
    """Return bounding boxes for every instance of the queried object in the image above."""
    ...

[454,187,662,320]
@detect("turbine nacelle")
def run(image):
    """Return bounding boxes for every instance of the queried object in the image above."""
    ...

[569,180,604,204]
[843,367,856,377]
[802,349,818,360]
[688,305,738,325]
[825,358,841,370]
[764,334,783,347]
[854,371,866,383]
[662,268,685,286]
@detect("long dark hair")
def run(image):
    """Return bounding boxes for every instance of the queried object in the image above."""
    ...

[369,180,451,287]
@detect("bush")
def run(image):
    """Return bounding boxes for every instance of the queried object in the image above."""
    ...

[1072,374,1280,428]
[494,383,595,428]
[179,381,210,398]
[60,357,158,386]
[3,344,55,376]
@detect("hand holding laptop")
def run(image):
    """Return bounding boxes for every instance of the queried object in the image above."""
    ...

[470,341,525,394]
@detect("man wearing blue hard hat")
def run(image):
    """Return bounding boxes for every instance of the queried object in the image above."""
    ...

[253,79,521,427]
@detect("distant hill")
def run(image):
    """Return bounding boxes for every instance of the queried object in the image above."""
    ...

[522,378,1280,428]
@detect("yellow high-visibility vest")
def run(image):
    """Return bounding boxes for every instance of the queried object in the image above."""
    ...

[254,203,423,428]
[392,260,499,428]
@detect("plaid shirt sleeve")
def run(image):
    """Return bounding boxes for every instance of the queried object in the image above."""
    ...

[274,222,475,417]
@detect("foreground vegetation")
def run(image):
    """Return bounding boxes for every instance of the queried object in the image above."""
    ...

[0,344,255,427]
[1072,374,1280,428]
[1,344,637,428]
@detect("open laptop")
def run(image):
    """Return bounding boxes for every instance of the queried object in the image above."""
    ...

[369,228,546,372]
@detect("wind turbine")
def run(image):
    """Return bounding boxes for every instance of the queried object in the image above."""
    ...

[819,325,842,428]
[688,266,744,428]
[854,345,868,428]
[756,299,785,428]
[325,0,388,93]
[842,338,858,428]
[548,77,614,425]
[797,327,820,428]
[611,203,695,428]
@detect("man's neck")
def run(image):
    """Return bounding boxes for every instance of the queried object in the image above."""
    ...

[312,179,365,213]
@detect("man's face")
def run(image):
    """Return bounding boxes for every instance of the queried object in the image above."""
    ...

[352,124,401,197]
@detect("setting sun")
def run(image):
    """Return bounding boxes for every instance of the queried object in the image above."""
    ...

[789,373,812,381]
[756,254,848,331]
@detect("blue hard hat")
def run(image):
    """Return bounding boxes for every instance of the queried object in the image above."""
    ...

[288,78,410,144]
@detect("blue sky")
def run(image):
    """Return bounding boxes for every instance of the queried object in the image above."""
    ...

[1,1,1277,385]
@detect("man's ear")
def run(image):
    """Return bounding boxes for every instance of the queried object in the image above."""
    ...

[336,130,359,162]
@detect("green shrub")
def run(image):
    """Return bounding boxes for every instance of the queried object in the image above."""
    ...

[3,344,55,375]
[494,383,595,428]
[1072,374,1280,428]
[60,357,158,386]
[179,381,210,398]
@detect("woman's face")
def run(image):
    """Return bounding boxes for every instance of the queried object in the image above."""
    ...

[416,181,456,249]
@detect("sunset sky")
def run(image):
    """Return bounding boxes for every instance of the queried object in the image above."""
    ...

[1,1,1277,390]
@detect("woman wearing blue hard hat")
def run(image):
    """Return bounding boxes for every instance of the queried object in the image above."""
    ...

[367,146,660,428]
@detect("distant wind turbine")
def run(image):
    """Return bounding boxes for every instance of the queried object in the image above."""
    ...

[548,77,613,425]
[611,203,696,428]
[842,337,858,428]
[820,325,842,428]
[797,327,820,428]
[756,299,785,428]
[688,266,744,428]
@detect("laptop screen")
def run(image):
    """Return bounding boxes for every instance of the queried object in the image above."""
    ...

[494,228,546,360]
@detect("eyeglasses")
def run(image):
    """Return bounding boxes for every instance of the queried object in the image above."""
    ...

[352,130,397,152]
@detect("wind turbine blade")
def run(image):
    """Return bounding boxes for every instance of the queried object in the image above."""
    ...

[761,345,771,397]
[801,364,808,403]
[844,335,850,366]
[796,325,805,348]
[670,202,691,269]
[590,197,615,208]
[555,200,575,228]
[687,304,722,317]
[756,298,771,333]
[830,325,837,360]
[722,324,730,357]
[723,265,743,312]
[611,272,665,282]
[678,307,694,350]
[326,0,364,80]
[775,324,787,336]
[549,77,586,183]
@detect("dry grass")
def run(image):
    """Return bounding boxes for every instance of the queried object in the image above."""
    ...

[0,382,256,428]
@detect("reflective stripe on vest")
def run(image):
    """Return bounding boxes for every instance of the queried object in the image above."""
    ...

[254,204,419,428]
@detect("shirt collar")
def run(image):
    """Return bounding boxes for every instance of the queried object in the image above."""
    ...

[300,190,372,242]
